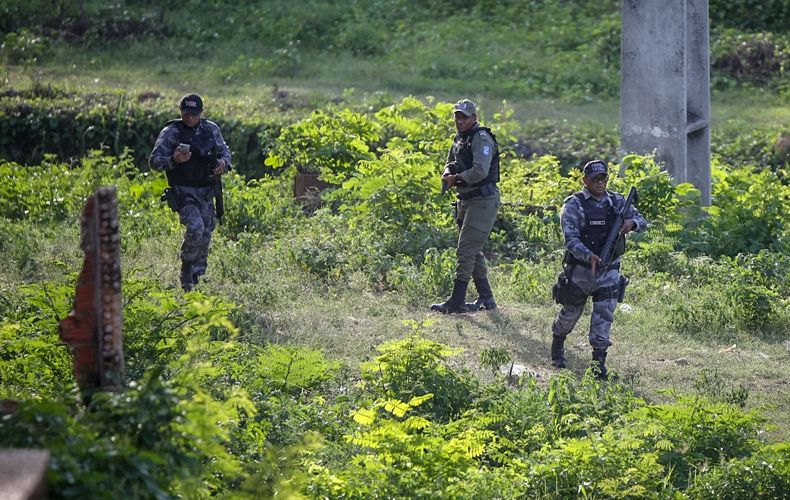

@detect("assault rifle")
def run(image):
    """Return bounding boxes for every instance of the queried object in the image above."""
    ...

[595,186,637,278]
[211,145,225,224]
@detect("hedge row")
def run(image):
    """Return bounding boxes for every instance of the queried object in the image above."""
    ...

[0,86,302,178]
[4,87,790,180]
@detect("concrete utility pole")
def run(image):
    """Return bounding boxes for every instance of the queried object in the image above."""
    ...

[620,0,711,205]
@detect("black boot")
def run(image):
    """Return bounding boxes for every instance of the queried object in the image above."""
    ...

[180,260,195,291]
[551,336,567,369]
[431,279,469,314]
[466,278,497,311]
[592,349,608,380]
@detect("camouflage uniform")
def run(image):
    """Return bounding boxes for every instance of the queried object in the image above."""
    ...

[149,116,231,289]
[552,186,646,369]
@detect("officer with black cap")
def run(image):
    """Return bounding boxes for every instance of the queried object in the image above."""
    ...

[550,159,646,379]
[149,93,232,291]
[430,99,501,314]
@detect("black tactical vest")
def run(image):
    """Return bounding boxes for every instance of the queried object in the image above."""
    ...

[165,119,217,188]
[576,192,617,256]
[452,125,500,187]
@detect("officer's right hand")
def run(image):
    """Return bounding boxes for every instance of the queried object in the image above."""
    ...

[442,173,458,188]
[590,254,602,275]
[173,149,192,164]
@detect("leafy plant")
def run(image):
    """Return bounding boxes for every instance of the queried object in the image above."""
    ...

[360,321,478,422]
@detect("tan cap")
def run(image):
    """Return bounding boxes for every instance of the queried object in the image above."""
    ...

[453,99,477,117]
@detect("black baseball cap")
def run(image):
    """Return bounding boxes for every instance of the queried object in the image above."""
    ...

[583,160,608,176]
[179,93,203,115]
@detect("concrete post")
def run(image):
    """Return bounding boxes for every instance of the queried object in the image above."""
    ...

[620,0,711,205]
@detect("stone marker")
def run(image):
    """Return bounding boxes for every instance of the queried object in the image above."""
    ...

[58,186,124,399]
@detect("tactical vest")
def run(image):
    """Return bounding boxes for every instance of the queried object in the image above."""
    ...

[576,192,617,256]
[165,119,217,188]
[452,125,500,187]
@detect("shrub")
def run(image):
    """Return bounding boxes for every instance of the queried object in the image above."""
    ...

[687,444,790,500]
[360,322,478,422]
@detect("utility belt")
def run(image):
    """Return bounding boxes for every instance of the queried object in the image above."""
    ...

[590,277,629,302]
[551,261,630,306]
[160,185,212,213]
[457,182,497,201]
[161,186,184,212]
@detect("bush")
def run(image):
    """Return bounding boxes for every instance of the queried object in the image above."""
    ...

[687,444,790,500]
[709,0,790,32]
[712,30,790,87]
[360,323,478,422]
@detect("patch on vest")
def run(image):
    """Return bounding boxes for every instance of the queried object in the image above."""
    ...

[589,220,606,226]
[483,145,490,156]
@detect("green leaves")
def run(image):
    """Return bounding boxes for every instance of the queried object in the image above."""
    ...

[266,109,380,178]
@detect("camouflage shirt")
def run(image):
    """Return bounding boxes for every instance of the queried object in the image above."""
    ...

[561,187,647,263]
[148,118,232,173]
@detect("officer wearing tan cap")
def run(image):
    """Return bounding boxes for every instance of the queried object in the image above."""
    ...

[431,99,501,313]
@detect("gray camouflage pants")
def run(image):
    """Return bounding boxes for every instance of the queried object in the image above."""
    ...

[178,186,216,284]
[551,265,619,351]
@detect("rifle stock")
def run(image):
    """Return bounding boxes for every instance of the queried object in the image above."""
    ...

[595,186,636,278]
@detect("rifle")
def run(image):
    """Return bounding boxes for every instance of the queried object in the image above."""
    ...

[211,145,225,224]
[595,186,637,278]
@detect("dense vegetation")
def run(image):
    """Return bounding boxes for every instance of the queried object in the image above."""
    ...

[3,0,790,498]
[2,97,790,498]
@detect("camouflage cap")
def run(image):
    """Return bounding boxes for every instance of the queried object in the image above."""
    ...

[453,99,477,117]
[179,93,203,115]
[583,160,608,176]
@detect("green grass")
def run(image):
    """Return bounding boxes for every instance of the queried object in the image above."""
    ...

[3,75,789,447]
[7,218,790,448]
[8,58,790,138]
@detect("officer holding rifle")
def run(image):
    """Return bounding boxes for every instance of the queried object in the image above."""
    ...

[550,160,646,380]
[149,93,231,291]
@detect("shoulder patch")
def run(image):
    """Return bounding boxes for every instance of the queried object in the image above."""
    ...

[479,131,488,137]
[482,145,490,156]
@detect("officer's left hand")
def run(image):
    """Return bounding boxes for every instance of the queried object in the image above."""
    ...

[213,159,227,175]
[619,219,636,235]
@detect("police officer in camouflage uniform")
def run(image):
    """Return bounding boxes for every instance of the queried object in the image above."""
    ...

[149,94,231,291]
[551,160,646,379]
[431,99,501,314]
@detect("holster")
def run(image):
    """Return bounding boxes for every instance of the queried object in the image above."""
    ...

[161,187,183,213]
[551,265,588,307]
